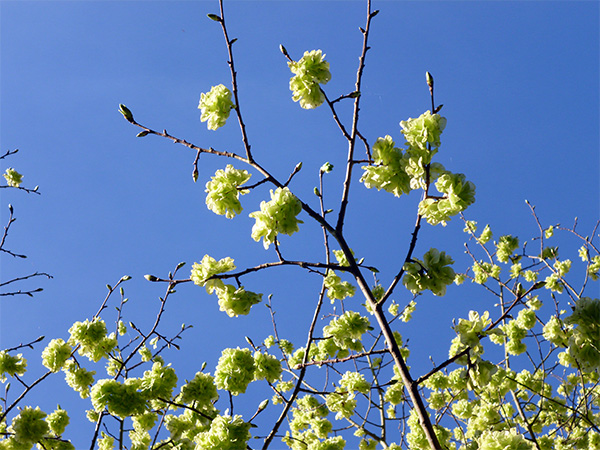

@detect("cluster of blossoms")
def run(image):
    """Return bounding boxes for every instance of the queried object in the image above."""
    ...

[324,270,355,302]
[214,347,281,396]
[198,84,234,130]
[403,248,456,296]
[283,395,343,450]
[68,319,118,363]
[205,165,251,218]
[361,112,476,226]
[2,168,23,187]
[289,310,372,368]
[288,50,331,109]
[191,255,262,317]
[419,173,476,225]
[249,187,303,249]
[1,406,72,450]
[0,351,27,382]
[554,297,600,371]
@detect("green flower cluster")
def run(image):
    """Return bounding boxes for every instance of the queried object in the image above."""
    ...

[42,338,72,372]
[451,310,491,364]
[214,347,281,396]
[332,248,353,267]
[472,261,501,284]
[322,311,371,355]
[129,412,157,450]
[194,414,251,450]
[588,255,600,280]
[191,255,236,294]
[361,112,474,223]
[283,395,341,450]
[0,405,74,450]
[178,371,218,406]
[324,270,355,302]
[68,319,117,363]
[288,50,331,109]
[498,319,528,356]
[254,350,283,383]
[63,360,96,399]
[198,84,234,130]
[215,284,263,318]
[162,371,220,445]
[205,165,251,219]
[5,407,48,450]
[360,136,412,197]
[324,372,371,423]
[477,429,534,450]
[563,297,600,371]
[400,110,447,151]
[361,133,449,196]
[90,360,177,419]
[249,187,303,249]
[496,235,519,263]
[402,248,455,296]
[0,351,27,382]
[190,255,262,317]
[2,168,23,187]
[288,311,371,366]
[419,172,476,226]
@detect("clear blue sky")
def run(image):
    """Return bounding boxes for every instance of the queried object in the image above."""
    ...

[1,0,599,447]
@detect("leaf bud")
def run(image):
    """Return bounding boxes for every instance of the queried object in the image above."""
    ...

[207,13,221,22]
[120,275,132,281]
[279,44,289,58]
[370,9,380,17]
[201,361,207,371]
[144,274,158,282]
[348,91,361,98]
[136,130,149,137]
[314,187,320,197]
[258,399,269,411]
[118,104,134,122]
[426,72,434,88]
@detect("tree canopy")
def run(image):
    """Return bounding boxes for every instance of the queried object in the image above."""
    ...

[1,1,599,449]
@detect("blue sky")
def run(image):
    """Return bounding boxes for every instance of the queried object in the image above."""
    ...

[1,0,599,447]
